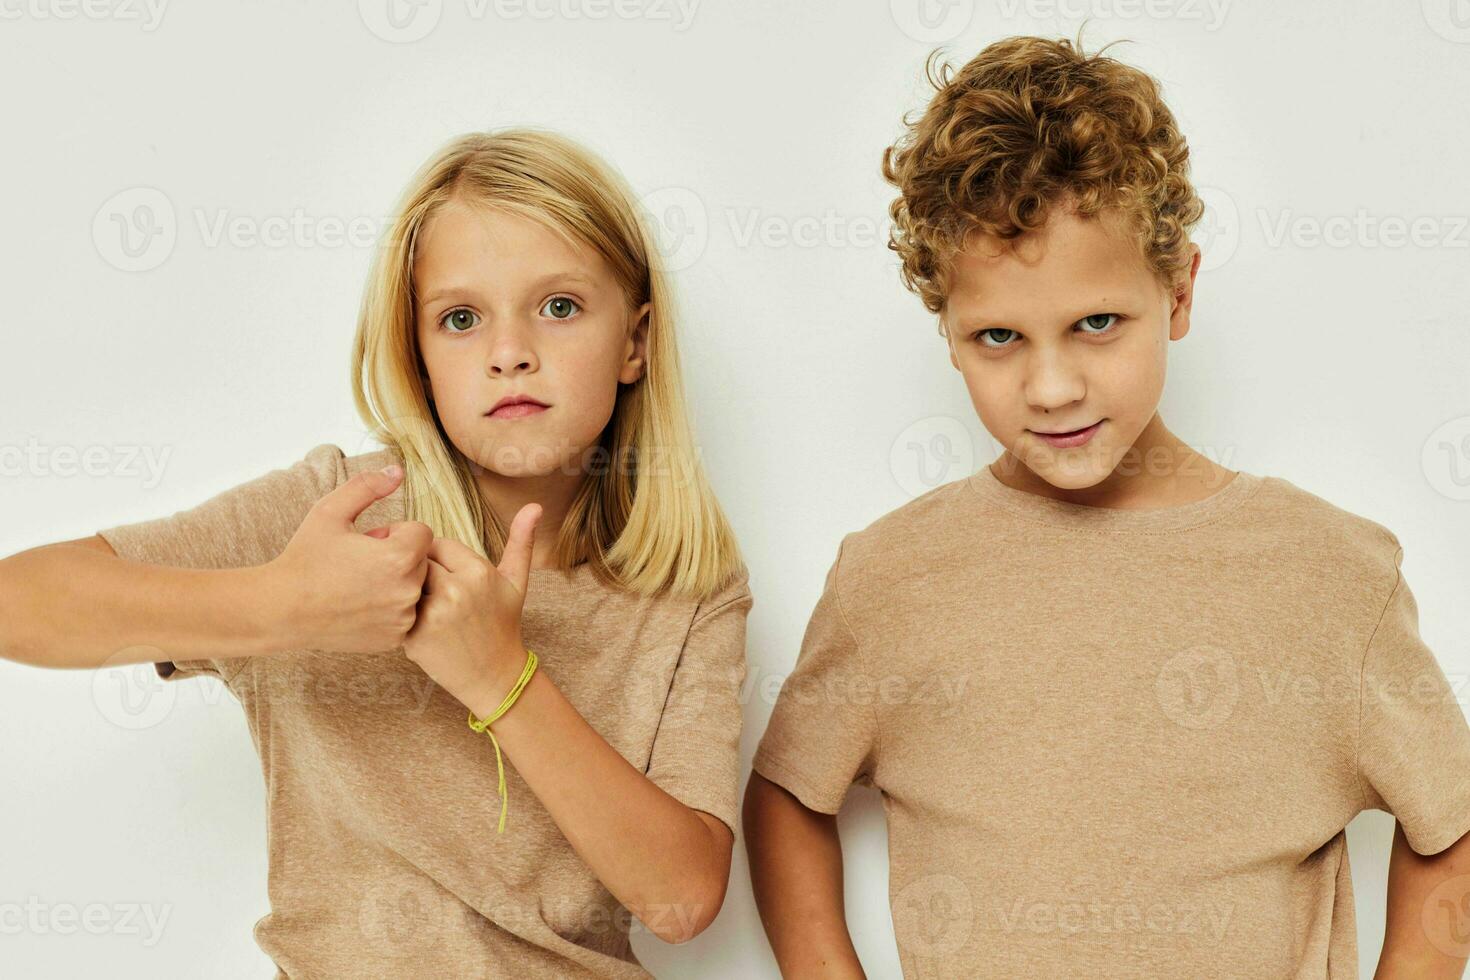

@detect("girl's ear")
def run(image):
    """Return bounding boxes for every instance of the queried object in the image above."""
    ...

[619,301,652,384]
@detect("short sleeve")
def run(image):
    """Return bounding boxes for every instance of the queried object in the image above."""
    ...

[95,442,346,684]
[643,569,754,838]
[751,535,880,815]
[1356,546,1470,854]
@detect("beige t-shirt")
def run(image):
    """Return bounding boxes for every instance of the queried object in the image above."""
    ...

[752,463,1470,979]
[98,442,752,979]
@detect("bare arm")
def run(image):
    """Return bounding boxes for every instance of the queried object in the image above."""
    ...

[0,535,290,669]
[743,771,866,978]
[1375,823,1470,979]
[461,660,734,945]
[2,465,425,672]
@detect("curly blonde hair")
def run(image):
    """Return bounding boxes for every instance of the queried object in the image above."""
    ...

[881,32,1205,319]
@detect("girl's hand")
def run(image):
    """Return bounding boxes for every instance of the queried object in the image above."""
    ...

[268,465,433,654]
[402,502,542,707]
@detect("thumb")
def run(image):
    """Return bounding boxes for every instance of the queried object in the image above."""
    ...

[313,464,403,527]
[497,503,542,596]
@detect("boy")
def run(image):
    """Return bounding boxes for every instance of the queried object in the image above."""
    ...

[743,34,1470,978]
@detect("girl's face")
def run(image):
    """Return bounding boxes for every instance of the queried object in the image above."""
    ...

[413,200,650,480]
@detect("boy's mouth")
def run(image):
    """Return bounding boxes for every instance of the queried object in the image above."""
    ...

[1029,419,1104,448]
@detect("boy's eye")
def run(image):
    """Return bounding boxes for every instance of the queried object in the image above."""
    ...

[440,308,479,333]
[972,314,1121,348]
[542,296,581,319]
[1078,313,1119,333]
[976,327,1019,347]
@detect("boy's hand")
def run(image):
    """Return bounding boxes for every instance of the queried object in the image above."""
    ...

[265,465,433,654]
[401,502,542,709]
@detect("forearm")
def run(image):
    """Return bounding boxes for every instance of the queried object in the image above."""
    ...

[1,541,291,669]
[1376,822,1470,980]
[463,661,729,943]
[743,772,866,978]
[1377,947,1469,980]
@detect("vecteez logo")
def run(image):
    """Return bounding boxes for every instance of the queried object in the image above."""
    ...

[890,0,974,43]
[637,187,709,273]
[359,0,443,43]
[1193,185,1240,273]
[92,187,177,273]
[0,0,169,30]
[1422,0,1470,42]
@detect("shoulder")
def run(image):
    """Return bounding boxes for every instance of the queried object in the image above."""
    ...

[339,442,405,484]
[690,565,753,626]
[830,474,977,593]
[290,442,350,491]
[1233,474,1408,633]
[335,442,408,528]
[217,441,347,513]
[263,441,405,527]
[1251,474,1402,566]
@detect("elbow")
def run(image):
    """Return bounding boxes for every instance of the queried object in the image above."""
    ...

[651,869,728,944]
[0,633,25,667]
[642,815,733,944]
[629,804,734,944]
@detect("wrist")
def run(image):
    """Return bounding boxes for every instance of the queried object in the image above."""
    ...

[243,561,306,653]
[466,645,534,722]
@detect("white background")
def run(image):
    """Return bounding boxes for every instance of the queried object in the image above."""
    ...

[3,0,1469,976]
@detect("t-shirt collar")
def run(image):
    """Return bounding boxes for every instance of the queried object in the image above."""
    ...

[967,461,1264,532]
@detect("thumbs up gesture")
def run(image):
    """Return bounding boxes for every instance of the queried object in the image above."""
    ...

[402,501,542,707]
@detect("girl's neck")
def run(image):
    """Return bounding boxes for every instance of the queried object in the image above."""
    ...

[473,468,581,570]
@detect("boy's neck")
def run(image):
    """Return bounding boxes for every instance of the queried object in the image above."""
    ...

[989,414,1238,511]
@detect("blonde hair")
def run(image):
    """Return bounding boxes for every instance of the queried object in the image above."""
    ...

[350,128,743,601]
[882,31,1205,318]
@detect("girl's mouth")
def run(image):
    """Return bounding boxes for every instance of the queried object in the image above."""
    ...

[488,403,549,420]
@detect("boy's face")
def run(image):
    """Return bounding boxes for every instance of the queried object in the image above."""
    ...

[412,200,650,481]
[941,202,1200,491]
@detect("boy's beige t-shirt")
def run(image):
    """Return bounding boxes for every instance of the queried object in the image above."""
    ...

[752,464,1470,979]
[98,442,752,980]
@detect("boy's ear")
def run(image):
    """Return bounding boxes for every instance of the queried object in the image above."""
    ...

[620,301,652,384]
[1168,244,1203,341]
[940,316,960,371]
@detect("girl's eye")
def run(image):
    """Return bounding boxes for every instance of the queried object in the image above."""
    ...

[1077,313,1120,334]
[542,296,581,320]
[976,327,1019,347]
[439,308,479,333]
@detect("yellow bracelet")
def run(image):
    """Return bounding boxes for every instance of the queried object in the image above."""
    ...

[467,647,539,834]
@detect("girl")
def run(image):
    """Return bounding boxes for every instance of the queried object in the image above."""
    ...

[2,129,751,978]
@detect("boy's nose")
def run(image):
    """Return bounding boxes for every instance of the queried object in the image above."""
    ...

[1023,362,1087,413]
